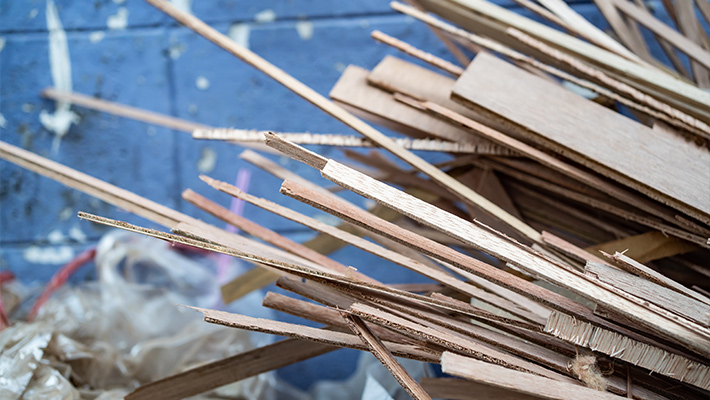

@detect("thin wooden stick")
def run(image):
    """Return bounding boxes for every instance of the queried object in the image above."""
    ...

[613,0,710,70]
[342,312,432,400]
[187,306,439,362]
[194,128,514,155]
[371,30,464,76]
[146,0,541,242]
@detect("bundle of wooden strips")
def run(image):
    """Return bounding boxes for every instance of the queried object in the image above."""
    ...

[2,0,709,398]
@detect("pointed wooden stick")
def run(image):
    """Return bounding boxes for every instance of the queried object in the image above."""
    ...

[370,30,464,76]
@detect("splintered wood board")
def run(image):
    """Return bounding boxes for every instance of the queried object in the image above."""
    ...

[452,53,710,223]
[329,65,479,143]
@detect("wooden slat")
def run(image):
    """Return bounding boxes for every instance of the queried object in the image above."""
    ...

[451,53,710,223]
[189,306,439,362]
[607,251,710,306]
[613,0,710,70]
[441,352,624,400]
[586,262,710,327]
[342,312,432,400]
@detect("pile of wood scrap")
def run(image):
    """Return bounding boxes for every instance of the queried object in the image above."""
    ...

[2,0,709,398]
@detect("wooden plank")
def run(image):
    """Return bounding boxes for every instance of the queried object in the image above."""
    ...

[392,2,710,137]
[311,159,710,356]
[541,231,608,265]
[587,231,699,263]
[416,0,710,109]
[126,339,335,400]
[613,0,710,70]
[451,53,710,223]
[585,262,710,327]
[342,312,432,400]
[398,96,707,242]
[545,311,710,390]
[330,65,477,142]
[440,352,624,400]
[607,251,710,306]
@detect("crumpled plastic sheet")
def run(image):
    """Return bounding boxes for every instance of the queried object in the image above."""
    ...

[0,230,269,399]
[0,230,432,400]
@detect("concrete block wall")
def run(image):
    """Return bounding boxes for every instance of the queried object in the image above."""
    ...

[0,0,693,389]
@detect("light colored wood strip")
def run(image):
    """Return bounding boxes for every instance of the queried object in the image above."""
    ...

[441,352,624,400]
[593,0,655,62]
[41,88,271,152]
[536,0,637,59]
[194,128,513,154]
[675,0,710,87]
[279,179,587,319]
[317,159,710,356]
[0,141,194,228]
[451,53,710,222]
[342,312,432,400]
[545,311,710,390]
[371,30,464,76]
[607,251,710,306]
[613,0,710,70]
[146,0,539,241]
[125,339,335,400]
[585,262,710,327]
[404,0,472,66]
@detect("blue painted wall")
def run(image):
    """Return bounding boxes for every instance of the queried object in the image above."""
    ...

[0,0,699,390]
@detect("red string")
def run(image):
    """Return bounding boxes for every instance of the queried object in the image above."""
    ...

[27,247,97,321]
